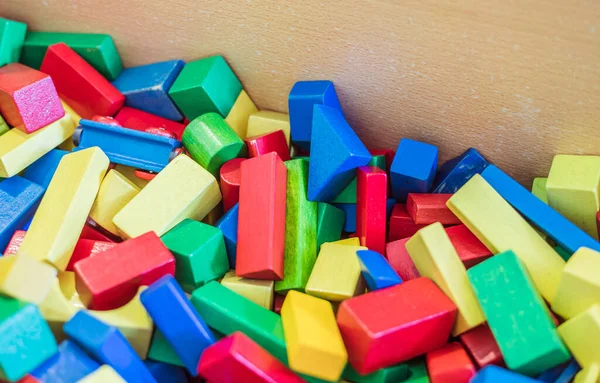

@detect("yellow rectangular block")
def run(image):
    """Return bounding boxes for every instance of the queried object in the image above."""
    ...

[546,155,600,240]
[247,110,291,145]
[39,274,79,342]
[76,365,126,383]
[447,174,565,301]
[0,113,75,177]
[113,164,149,189]
[406,222,485,335]
[58,99,82,151]
[225,89,258,138]
[558,304,600,368]
[281,290,347,381]
[575,364,600,383]
[113,154,222,238]
[305,243,367,302]
[0,254,57,304]
[220,270,274,310]
[19,147,109,270]
[90,169,141,236]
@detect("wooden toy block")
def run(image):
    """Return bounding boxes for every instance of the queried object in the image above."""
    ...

[288,80,342,150]
[245,130,291,161]
[425,342,476,383]
[471,366,542,383]
[30,340,99,382]
[80,223,118,243]
[404,358,430,383]
[0,177,44,251]
[481,164,600,254]
[356,250,402,291]
[219,158,245,212]
[147,330,185,367]
[342,363,410,383]
[247,110,291,146]
[38,274,80,342]
[388,204,427,242]
[467,250,570,376]
[332,202,357,232]
[334,237,361,246]
[553,360,581,383]
[22,149,68,188]
[144,360,187,383]
[406,194,460,225]
[224,89,257,138]
[557,305,600,368]
[221,270,274,309]
[447,174,565,301]
[432,148,489,194]
[532,177,548,203]
[114,106,186,140]
[76,365,126,383]
[445,224,492,269]
[0,253,57,304]
[216,204,239,268]
[0,63,64,133]
[18,147,109,270]
[3,229,25,256]
[305,242,367,302]
[168,55,241,119]
[0,18,26,66]
[390,138,438,202]
[308,105,371,201]
[161,219,229,292]
[0,115,8,136]
[332,155,386,204]
[273,294,285,315]
[385,238,421,281]
[535,360,572,382]
[183,112,245,177]
[316,202,345,250]
[575,364,600,383]
[356,166,387,254]
[459,324,504,368]
[237,152,287,280]
[276,159,318,293]
[113,154,221,238]
[336,278,457,374]
[112,164,149,189]
[0,296,57,382]
[406,222,485,335]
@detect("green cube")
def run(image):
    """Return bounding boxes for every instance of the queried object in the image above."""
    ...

[0,18,27,66]
[316,202,345,250]
[331,155,386,203]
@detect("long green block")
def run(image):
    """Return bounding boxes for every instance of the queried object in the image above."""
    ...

[147,330,185,367]
[467,250,570,376]
[20,31,123,80]
[316,202,345,250]
[275,159,317,293]
[331,155,386,203]
[0,18,27,66]
[343,363,409,383]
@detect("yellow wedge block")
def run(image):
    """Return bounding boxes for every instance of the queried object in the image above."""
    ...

[225,90,258,138]
[281,290,347,381]
[39,274,79,342]
[447,174,565,301]
[18,147,109,270]
[76,365,126,383]
[221,270,274,309]
[113,154,221,239]
[113,164,149,189]
[575,364,600,383]
[532,177,548,204]
[0,254,57,304]
[58,99,82,151]
[332,238,361,246]
[247,110,291,145]
[558,304,600,369]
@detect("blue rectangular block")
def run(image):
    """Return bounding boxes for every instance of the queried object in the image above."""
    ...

[554,360,580,383]
[215,203,238,268]
[332,202,356,233]
[390,138,438,202]
[31,340,100,382]
[472,366,543,383]
[23,149,69,188]
[356,249,402,290]
[144,360,187,383]
[433,147,489,193]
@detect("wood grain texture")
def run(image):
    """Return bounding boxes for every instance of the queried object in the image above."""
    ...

[2,0,600,185]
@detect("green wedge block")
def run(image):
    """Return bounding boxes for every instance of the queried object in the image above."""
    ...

[331,155,386,203]
[0,18,27,66]
[147,330,185,367]
[316,202,345,251]
[343,362,410,383]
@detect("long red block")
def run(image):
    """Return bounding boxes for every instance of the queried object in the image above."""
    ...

[198,332,304,383]
[74,231,175,310]
[406,193,460,225]
[67,239,117,271]
[459,324,504,368]
[336,277,457,374]
[446,224,492,268]
[385,238,420,281]
[4,229,25,256]
[219,158,246,213]
[244,130,291,161]
[40,43,125,119]
[426,342,476,383]
[357,166,387,254]
[237,152,287,280]
[369,148,394,192]
[388,204,426,242]
[114,106,187,140]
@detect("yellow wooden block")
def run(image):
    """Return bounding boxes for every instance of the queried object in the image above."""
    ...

[225,89,258,138]
[575,364,600,383]
[220,270,274,309]
[332,237,361,246]
[558,304,600,369]
[305,243,367,302]
[90,169,141,236]
[113,164,149,189]
[447,174,565,301]
[201,203,223,226]
[546,155,600,240]
[281,290,347,381]
[247,110,291,145]
[57,99,82,151]
[0,254,57,304]
[0,113,75,177]
[76,365,126,383]
[406,222,485,335]
[18,147,109,270]
[113,154,222,238]
[532,177,548,204]
[39,274,79,342]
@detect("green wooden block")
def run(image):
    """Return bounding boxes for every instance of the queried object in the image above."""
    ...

[0,18,27,67]
[405,358,430,383]
[0,115,9,136]
[343,362,409,383]
[275,159,317,293]
[554,246,572,261]
[331,155,386,203]
[161,219,229,293]
[182,112,245,177]
[0,296,57,381]
[169,55,242,120]
[316,202,345,250]
[20,31,123,80]
[467,250,570,376]
[147,329,185,367]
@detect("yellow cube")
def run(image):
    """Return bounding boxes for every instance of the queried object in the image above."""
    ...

[247,110,291,145]
[558,305,600,368]
[0,254,57,304]
[225,90,258,138]
[575,364,600,383]
[220,270,274,309]
[76,365,126,383]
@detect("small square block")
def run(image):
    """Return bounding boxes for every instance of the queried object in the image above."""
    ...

[390,138,438,202]
[0,18,27,66]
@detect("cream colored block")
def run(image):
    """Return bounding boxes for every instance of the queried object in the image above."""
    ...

[221,270,274,309]
[225,90,258,138]
[113,164,149,189]
[247,110,291,145]
[76,366,126,383]
[0,254,57,304]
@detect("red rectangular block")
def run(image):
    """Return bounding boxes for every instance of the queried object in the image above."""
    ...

[74,231,175,310]
[426,342,476,383]
[446,224,492,268]
[369,148,395,193]
[459,324,504,368]
[114,106,187,140]
[237,152,287,280]
[385,238,420,281]
[336,277,457,374]
[244,130,291,161]
[40,43,125,119]
[406,193,461,225]
[357,166,387,255]
[67,239,117,271]
[388,204,427,242]
[4,229,26,256]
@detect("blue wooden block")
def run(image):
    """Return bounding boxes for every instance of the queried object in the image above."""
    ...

[356,250,402,290]
[74,119,182,172]
[140,275,215,376]
[288,80,343,150]
[0,176,44,252]
[555,360,580,383]
[31,340,100,382]
[308,105,371,202]
[432,147,489,193]
[472,366,543,383]
[481,165,600,255]
[215,203,238,268]
[63,311,156,383]
[537,361,569,382]
[144,360,187,383]
[332,202,356,233]
[390,138,438,202]
[21,218,32,231]
[23,149,69,189]
[112,60,185,121]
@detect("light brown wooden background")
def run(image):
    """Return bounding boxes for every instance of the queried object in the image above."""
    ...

[2,0,599,185]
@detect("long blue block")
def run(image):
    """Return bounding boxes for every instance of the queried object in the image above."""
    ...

[472,366,543,383]
[332,202,356,233]
[144,360,187,383]
[63,311,156,383]
[112,60,185,121]
[308,105,371,202]
[481,165,600,255]
[23,149,69,188]
[433,147,489,193]
[215,203,239,268]
[140,275,215,376]
[537,361,569,382]
[356,250,402,290]
[0,176,44,252]
[390,138,438,202]
[288,80,342,150]
[31,340,100,382]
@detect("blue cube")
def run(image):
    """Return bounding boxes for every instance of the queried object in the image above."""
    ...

[433,147,489,193]
[390,138,438,202]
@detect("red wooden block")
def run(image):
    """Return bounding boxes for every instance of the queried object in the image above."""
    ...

[198,332,304,383]
[388,204,427,242]
[80,223,118,243]
[237,152,287,280]
[219,158,246,213]
[357,166,387,255]
[40,43,125,119]
[74,231,175,310]
[369,149,395,174]
[0,63,64,133]
[273,294,285,315]
[4,229,25,256]
[426,342,476,383]
[244,130,291,161]
[385,238,420,281]
[459,324,504,368]
[446,224,492,268]
[67,239,117,271]
[114,106,187,140]
[336,277,457,374]
[406,193,461,225]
